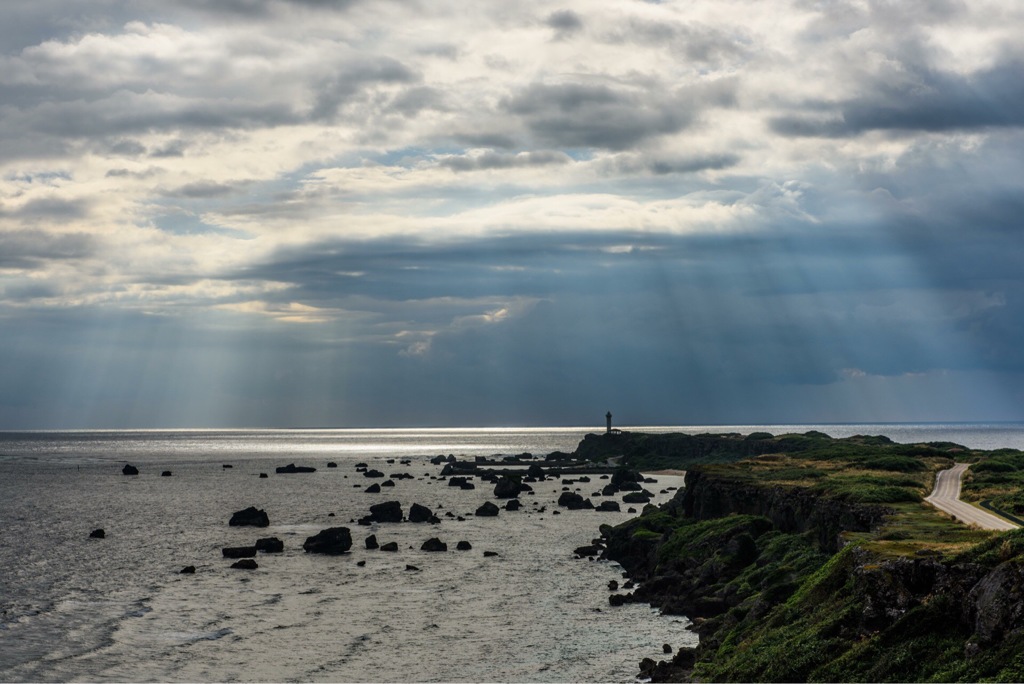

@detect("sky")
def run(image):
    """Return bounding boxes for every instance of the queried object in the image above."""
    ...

[1,0,1023,429]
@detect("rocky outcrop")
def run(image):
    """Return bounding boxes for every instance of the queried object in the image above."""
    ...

[255,537,284,553]
[557,492,594,510]
[369,501,403,523]
[421,538,447,552]
[89,528,105,539]
[222,546,257,558]
[122,464,139,475]
[231,559,258,569]
[408,503,437,523]
[493,475,525,498]
[680,470,890,552]
[475,501,500,517]
[275,463,316,474]
[303,527,353,554]
[229,506,270,527]
[365,534,379,550]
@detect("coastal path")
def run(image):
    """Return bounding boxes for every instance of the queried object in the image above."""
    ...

[926,463,1018,531]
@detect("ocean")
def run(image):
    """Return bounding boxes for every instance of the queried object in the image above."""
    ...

[1,423,1021,682]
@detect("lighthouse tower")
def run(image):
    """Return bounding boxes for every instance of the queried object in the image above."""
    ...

[606,411,612,433]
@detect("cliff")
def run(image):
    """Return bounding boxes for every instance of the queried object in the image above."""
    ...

[600,465,1024,682]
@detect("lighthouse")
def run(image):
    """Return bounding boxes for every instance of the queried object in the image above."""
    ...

[606,411,612,433]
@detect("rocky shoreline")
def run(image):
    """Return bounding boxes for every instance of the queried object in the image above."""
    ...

[586,430,1024,682]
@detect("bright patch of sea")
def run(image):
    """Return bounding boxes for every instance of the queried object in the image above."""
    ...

[2,424,1021,682]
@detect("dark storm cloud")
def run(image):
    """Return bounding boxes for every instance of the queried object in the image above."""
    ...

[503,79,735,150]
[162,180,248,199]
[310,57,419,121]
[2,197,91,221]
[601,17,752,65]
[388,86,450,117]
[771,57,1024,137]
[439,150,571,172]
[607,152,741,175]
[0,229,95,268]
[545,9,583,39]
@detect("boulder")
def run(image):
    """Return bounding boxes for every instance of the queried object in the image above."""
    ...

[483,551,500,557]
[602,484,619,496]
[608,580,619,591]
[622,491,653,504]
[327,462,337,468]
[611,468,642,486]
[369,501,403,523]
[231,559,258,570]
[408,503,435,523]
[365,534,379,550]
[380,541,399,552]
[596,500,621,512]
[223,546,257,558]
[456,541,472,551]
[229,506,270,527]
[365,483,381,493]
[302,527,353,555]
[364,469,386,478]
[574,544,602,557]
[475,501,500,517]
[381,480,396,487]
[259,473,268,478]
[275,463,316,474]
[430,455,447,465]
[222,464,233,469]
[447,476,470,488]
[493,475,524,499]
[421,538,447,552]
[527,463,545,479]
[89,528,105,539]
[406,564,420,571]
[180,565,196,574]
[161,471,172,477]
[557,492,594,510]
[122,464,139,475]
[255,537,284,553]
[504,499,522,511]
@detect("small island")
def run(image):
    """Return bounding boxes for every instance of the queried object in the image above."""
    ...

[575,429,1024,682]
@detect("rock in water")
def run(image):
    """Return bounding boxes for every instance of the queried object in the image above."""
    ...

[596,500,621,512]
[365,534,379,550]
[231,559,258,570]
[557,492,594,510]
[122,464,139,475]
[369,501,403,522]
[303,527,353,555]
[456,541,472,551]
[327,462,338,468]
[493,475,523,499]
[408,503,435,523]
[180,565,196,574]
[504,499,522,511]
[365,483,381,493]
[259,473,268,478]
[380,541,399,552]
[475,501,500,517]
[223,546,258,558]
[89,528,105,539]
[421,538,447,552]
[161,471,172,477]
[276,463,316,474]
[255,537,284,553]
[229,506,270,527]
[405,564,420,571]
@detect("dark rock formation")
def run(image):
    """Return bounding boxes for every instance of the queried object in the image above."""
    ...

[457,541,472,551]
[365,534,379,550]
[327,462,337,468]
[275,463,316,473]
[369,501,403,522]
[122,464,139,475]
[380,541,399,552]
[365,483,381,493]
[364,469,386,478]
[596,500,621,512]
[483,551,499,557]
[608,580,619,591]
[421,538,447,552]
[528,463,546,479]
[255,537,284,553]
[447,476,470,488]
[381,480,395,487]
[408,503,435,523]
[223,546,257,558]
[622,491,653,504]
[302,527,353,555]
[575,544,602,557]
[557,492,594,510]
[223,464,233,469]
[505,499,522,511]
[231,559,258,569]
[229,506,270,527]
[161,471,172,477]
[494,475,525,498]
[475,501,500,517]
[259,473,268,478]
[406,564,420,571]
[180,565,196,574]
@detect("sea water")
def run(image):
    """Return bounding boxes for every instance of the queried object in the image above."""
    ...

[1,424,1021,682]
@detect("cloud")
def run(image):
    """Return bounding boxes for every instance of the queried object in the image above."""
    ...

[545,9,583,39]
[438,149,572,172]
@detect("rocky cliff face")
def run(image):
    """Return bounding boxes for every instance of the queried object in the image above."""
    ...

[601,471,1024,682]
[680,470,890,552]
